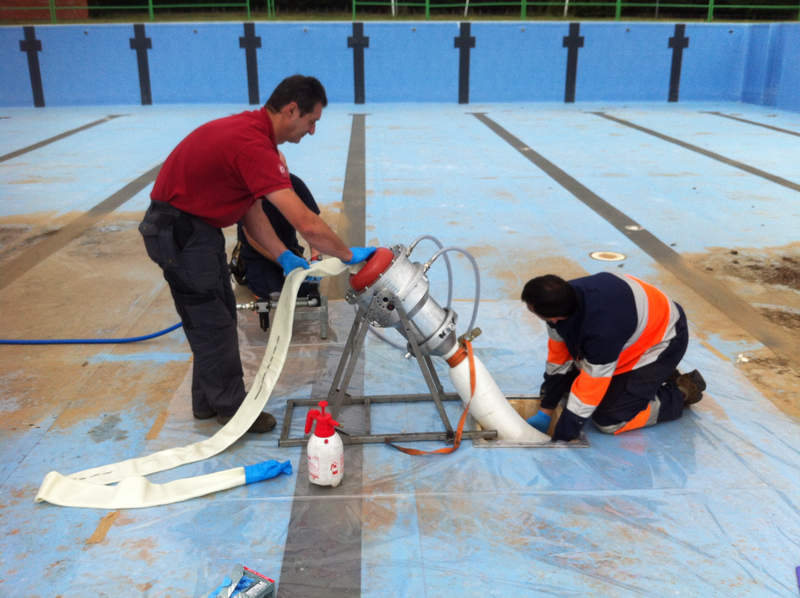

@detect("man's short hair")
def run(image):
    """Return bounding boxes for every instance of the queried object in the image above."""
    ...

[266,75,328,116]
[521,275,577,318]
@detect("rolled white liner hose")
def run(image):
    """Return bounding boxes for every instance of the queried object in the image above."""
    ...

[35,259,350,509]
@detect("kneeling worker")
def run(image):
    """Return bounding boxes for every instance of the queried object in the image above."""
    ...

[521,272,706,442]
[231,171,323,304]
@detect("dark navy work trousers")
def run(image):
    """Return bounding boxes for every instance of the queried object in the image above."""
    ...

[592,305,689,428]
[139,200,245,418]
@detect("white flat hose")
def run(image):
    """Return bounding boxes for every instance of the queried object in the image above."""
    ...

[35,259,350,509]
[446,346,551,443]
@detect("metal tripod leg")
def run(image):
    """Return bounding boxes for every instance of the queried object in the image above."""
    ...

[320,296,462,443]
[327,303,372,419]
[395,303,454,437]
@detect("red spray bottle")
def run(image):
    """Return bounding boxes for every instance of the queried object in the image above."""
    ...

[304,400,343,487]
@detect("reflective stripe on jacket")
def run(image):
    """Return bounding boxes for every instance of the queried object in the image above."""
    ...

[545,273,680,422]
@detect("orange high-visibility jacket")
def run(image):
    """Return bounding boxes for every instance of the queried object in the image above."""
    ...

[542,272,681,431]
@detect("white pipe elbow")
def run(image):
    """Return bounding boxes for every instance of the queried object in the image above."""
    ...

[447,352,551,443]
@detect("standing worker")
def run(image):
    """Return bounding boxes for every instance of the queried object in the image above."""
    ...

[139,74,374,433]
[521,273,706,442]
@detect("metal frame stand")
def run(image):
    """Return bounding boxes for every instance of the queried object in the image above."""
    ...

[278,299,499,447]
[241,293,328,340]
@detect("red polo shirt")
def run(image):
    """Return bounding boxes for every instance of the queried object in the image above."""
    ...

[151,107,291,227]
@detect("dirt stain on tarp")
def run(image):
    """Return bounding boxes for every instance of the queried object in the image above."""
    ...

[0,210,190,433]
[683,242,800,421]
[362,498,399,533]
[87,413,128,442]
[85,510,120,545]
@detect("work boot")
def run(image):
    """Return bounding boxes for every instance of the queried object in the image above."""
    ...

[193,408,217,420]
[216,411,277,433]
[676,370,706,406]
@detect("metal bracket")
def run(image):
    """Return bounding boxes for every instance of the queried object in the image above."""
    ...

[278,297,498,447]
[237,293,328,339]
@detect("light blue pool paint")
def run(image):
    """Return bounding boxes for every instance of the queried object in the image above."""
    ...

[2,22,799,110]
[87,351,191,364]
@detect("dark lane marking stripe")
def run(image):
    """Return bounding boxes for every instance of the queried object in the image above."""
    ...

[593,111,800,193]
[703,111,800,138]
[0,114,124,163]
[0,164,161,291]
[278,363,365,598]
[328,113,367,301]
[472,111,800,363]
[278,114,367,598]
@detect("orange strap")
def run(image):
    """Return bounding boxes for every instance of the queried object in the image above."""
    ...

[387,340,476,456]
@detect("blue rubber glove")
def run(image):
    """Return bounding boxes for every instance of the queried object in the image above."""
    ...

[244,459,293,485]
[277,250,310,276]
[344,246,376,265]
[527,411,552,434]
[305,256,322,283]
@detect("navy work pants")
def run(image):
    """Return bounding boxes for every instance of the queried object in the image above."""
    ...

[139,201,245,418]
[591,305,689,431]
[238,173,320,299]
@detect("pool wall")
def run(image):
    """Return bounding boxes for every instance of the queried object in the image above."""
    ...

[1,21,798,110]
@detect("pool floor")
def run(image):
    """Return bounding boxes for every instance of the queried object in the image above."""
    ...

[1,101,799,597]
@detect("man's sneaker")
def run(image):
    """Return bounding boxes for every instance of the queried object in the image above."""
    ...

[216,411,277,433]
[676,370,706,406]
[193,408,217,420]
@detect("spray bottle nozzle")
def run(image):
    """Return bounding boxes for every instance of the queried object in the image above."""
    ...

[304,400,340,438]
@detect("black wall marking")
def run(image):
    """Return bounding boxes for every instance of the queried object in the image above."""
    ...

[129,24,152,106]
[278,114,367,598]
[347,23,369,104]
[668,24,689,103]
[19,26,44,108]
[0,164,162,291]
[704,111,800,138]
[562,22,584,103]
[593,111,800,193]
[0,115,123,163]
[471,111,800,363]
[455,22,476,105]
[239,22,261,105]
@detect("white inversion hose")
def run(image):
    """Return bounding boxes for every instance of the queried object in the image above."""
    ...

[445,345,550,443]
[35,259,350,509]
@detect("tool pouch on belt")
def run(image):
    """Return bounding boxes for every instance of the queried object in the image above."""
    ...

[138,201,191,269]
[229,240,247,285]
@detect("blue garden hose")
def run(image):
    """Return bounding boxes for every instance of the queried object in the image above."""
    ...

[0,322,182,345]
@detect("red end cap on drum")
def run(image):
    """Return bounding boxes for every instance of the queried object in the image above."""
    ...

[349,247,394,292]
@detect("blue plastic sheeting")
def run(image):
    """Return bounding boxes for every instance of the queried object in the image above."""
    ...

[1,103,799,596]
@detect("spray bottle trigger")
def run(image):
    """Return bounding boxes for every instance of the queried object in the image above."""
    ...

[305,409,321,435]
